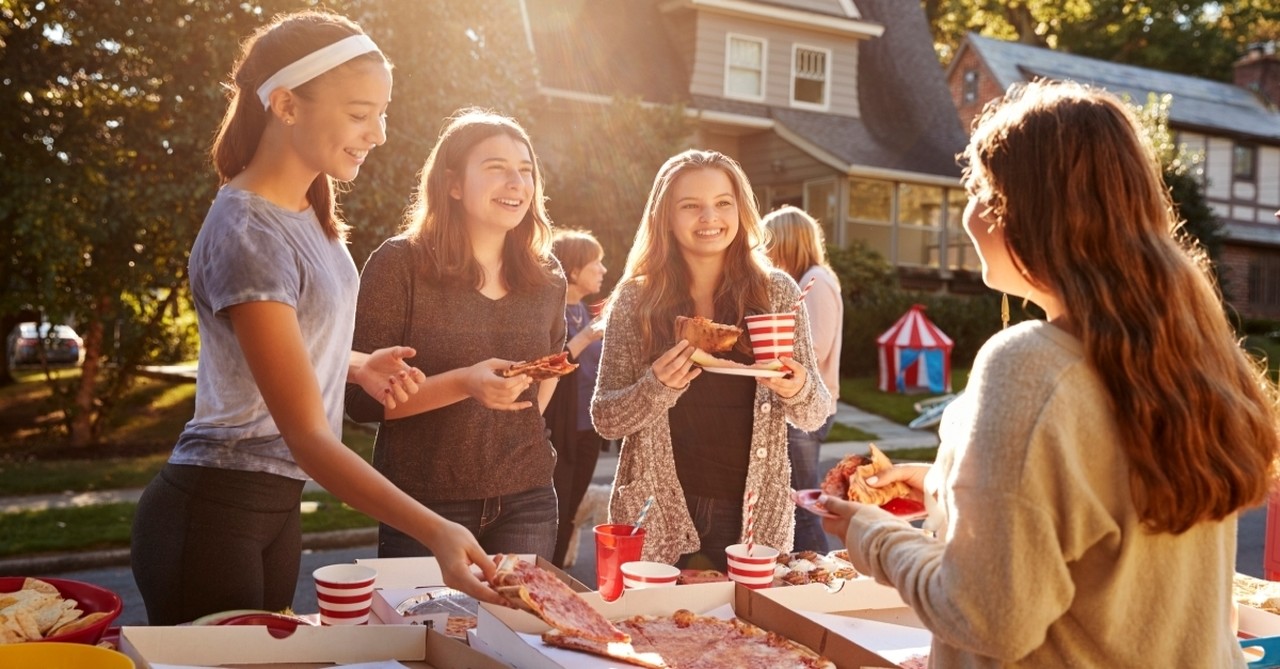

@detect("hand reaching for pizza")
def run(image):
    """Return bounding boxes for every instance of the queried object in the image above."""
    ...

[353,346,428,411]
[757,356,806,398]
[466,359,534,410]
[420,518,507,606]
[652,339,701,389]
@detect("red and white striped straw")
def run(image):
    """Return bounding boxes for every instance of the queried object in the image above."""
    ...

[792,276,817,313]
[744,490,758,557]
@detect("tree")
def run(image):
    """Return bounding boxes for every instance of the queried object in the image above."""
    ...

[537,97,695,293]
[923,0,1280,80]
[0,0,536,445]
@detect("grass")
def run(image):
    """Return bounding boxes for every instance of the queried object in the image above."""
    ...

[825,421,875,442]
[838,368,970,425]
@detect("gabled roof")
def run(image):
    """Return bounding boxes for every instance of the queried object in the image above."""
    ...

[522,0,966,179]
[963,33,1280,142]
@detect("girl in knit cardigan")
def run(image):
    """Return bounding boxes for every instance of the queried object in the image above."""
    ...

[591,149,830,570]
[822,81,1280,666]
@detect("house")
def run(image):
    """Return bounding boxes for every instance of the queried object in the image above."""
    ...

[948,33,1280,319]
[519,0,978,293]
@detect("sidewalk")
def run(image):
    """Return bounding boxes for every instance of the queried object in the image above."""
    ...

[0,401,937,574]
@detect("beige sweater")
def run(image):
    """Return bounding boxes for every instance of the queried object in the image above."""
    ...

[844,321,1243,667]
[592,270,831,564]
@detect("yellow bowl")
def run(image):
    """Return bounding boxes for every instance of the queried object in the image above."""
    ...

[0,642,134,669]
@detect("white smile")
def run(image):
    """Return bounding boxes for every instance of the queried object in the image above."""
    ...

[496,198,524,208]
[694,228,725,239]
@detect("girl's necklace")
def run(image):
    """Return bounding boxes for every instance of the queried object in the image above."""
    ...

[568,305,585,329]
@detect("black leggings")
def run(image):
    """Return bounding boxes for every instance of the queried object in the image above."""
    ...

[130,463,304,625]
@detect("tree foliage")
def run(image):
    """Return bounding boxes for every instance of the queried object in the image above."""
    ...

[923,0,1280,80]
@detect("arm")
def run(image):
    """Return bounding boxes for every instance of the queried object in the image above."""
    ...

[230,301,504,605]
[537,377,558,414]
[804,270,841,373]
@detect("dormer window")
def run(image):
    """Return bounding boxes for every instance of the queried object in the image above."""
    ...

[791,45,830,109]
[726,34,766,101]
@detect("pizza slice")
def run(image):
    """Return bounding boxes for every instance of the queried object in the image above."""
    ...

[491,555,628,643]
[820,444,913,506]
[699,617,836,669]
[497,351,579,381]
[674,316,742,354]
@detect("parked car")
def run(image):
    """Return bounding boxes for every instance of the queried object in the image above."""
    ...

[7,322,84,367]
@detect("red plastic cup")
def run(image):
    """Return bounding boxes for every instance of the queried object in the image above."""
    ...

[313,564,377,625]
[744,313,796,364]
[594,524,645,602]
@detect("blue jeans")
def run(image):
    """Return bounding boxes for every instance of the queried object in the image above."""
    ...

[378,485,559,561]
[789,414,836,553]
[675,494,744,572]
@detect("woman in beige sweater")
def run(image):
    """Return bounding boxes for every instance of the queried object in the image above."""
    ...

[592,150,830,568]
[822,81,1280,666]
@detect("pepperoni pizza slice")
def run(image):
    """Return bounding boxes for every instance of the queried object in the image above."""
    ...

[497,351,579,381]
[491,555,628,643]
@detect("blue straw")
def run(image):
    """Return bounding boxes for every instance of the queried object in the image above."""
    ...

[631,496,654,536]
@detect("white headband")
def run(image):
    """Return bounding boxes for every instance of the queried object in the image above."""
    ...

[256,34,380,109]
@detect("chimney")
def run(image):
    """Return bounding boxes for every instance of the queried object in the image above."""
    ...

[1235,41,1280,109]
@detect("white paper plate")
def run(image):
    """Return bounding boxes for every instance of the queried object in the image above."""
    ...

[699,366,787,378]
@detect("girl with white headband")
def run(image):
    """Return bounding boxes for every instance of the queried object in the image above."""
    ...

[131,10,504,625]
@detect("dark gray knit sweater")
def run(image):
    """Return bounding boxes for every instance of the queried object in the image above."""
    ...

[345,235,566,502]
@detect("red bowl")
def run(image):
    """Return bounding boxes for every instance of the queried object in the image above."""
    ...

[0,576,123,644]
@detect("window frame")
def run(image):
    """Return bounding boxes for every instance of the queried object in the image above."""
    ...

[790,43,831,110]
[724,33,767,102]
[1233,141,1257,182]
[962,69,979,104]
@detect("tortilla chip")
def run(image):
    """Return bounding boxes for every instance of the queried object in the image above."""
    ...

[33,598,77,635]
[21,578,59,595]
[0,613,27,643]
[49,610,108,637]
[10,609,40,640]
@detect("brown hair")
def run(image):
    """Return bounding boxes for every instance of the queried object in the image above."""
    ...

[552,229,604,284]
[210,10,387,241]
[401,108,554,291]
[763,205,831,283]
[615,149,772,359]
[962,79,1280,533]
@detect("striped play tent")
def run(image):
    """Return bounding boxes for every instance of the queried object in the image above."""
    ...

[877,304,953,394]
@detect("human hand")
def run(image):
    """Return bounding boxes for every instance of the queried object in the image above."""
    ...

[867,463,931,503]
[651,340,700,389]
[758,356,805,398]
[424,519,506,606]
[359,346,427,410]
[466,359,534,410]
[818,494,857,541]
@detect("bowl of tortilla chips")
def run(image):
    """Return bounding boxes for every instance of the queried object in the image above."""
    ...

[0,576,122,645]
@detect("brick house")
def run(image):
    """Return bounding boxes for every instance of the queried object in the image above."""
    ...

[948,33,1280,319]
[520,0,979,293]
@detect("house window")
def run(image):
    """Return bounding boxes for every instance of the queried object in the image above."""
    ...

[792,45,830,108]
[1234,142,1257,181]
[726,35,765,100]
[1248,258,1280,308]
[962,69,979,104]
[844,178,971,271]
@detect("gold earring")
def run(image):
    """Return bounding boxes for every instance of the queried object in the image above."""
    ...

[1001,293,1010,330]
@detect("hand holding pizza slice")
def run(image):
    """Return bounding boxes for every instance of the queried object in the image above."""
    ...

[820,444,914,506]
[496,351,579,381]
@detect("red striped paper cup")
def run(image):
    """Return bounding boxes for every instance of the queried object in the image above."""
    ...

[313,564,377,626]
[725,543,779,589]
[621,561,680,590]
[743,313,796,364]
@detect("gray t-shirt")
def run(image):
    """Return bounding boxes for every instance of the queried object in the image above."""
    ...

[169,187,358,480]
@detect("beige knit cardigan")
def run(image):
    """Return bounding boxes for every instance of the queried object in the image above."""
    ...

[591,269,832,564]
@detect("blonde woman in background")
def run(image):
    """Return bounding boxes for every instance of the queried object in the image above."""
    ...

[763,206,843,553]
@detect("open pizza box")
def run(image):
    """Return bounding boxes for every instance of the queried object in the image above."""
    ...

[1240,603,1280,638]
[358,554,589,626]
[472,580,903,668]
[759,577,932,664]
[120,625,508,669]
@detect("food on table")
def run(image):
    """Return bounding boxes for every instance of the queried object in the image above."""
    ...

[772,550,860,587]
[676,569,729,585]
[497,351,579,381]
[674,315,741,354]
[543,608,835,669]
[0,577,111,643]
[1234,572,1280,614]
[491,555,629,643]
[821,444,913,506]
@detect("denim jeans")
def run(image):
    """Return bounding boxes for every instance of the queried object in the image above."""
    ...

[675,494,744,572]
[789,414,836,553]
[378,484,559,561]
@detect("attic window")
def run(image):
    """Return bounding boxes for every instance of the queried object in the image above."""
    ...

[962,69,979,104]
[1234,142,1257,181]
[792,45,830,108]
[726,34,765,101]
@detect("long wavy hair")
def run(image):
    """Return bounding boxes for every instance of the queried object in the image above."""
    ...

[962,80,1279,533]
[763,205,832,284]
[211,10,386,241]
[402,108,555,291]
[615,149,772,360]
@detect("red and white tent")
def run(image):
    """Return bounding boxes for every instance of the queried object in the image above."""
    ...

[877,304,953,394]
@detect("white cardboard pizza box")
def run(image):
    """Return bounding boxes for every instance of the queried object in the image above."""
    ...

[473,581,900,669]
[1239,603,1280,637]
[120,625,509,669]
[759,576,932,662]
